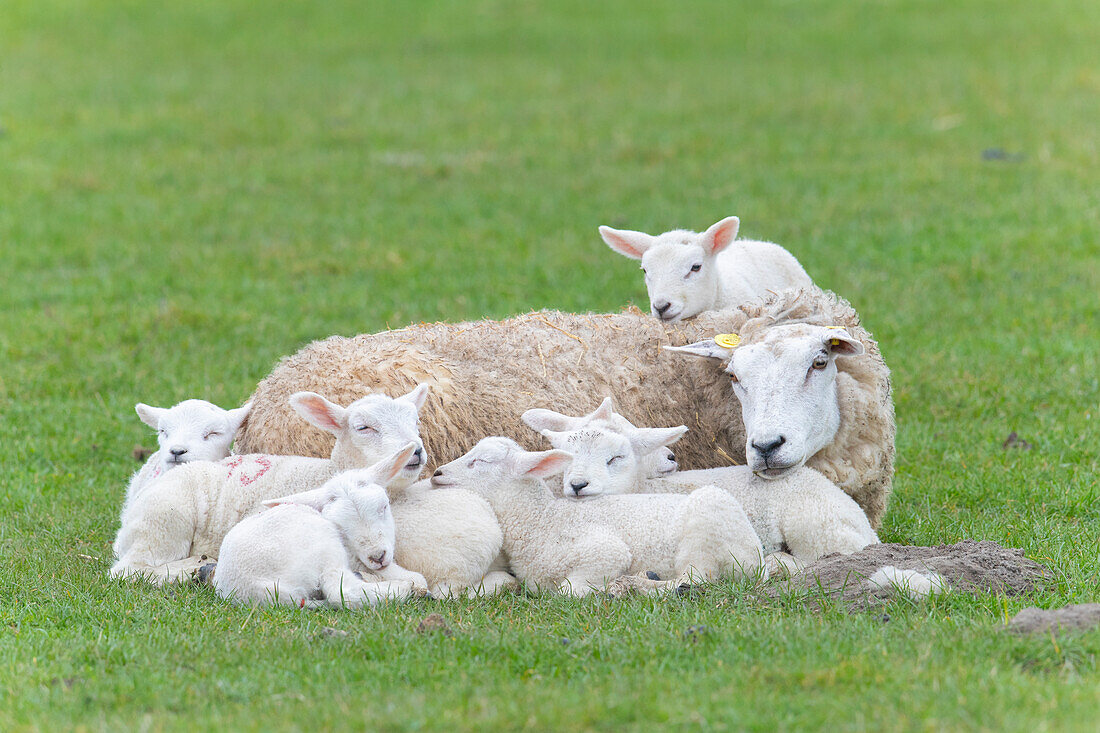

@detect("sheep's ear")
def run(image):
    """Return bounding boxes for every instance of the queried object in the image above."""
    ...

[589,396,616,422]
[664,341,734,362]
[627,425,688,455]
[263,486,339,511]
[521,408,579,433]
[289,392,347,434]
[700,216,740,256]
[135,403,166,430]
[538,429,572,448]
[599,225,653,260]
[822,328,865,356]
[225,402,252,434]
[365,443,419,487]
[400,383,431,412]
[513,449,573,479]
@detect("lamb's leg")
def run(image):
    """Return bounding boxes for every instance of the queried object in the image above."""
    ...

[110,494,197,585]
[320,570,413,608]
[606,573,681,598]
[469,570,518,596]
[764,552,806,579]
[371,562,429,593]
[779,495,879,563]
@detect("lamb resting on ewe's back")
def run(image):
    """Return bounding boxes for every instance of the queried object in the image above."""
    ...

[237,287,895,527]
[599,215,814,322]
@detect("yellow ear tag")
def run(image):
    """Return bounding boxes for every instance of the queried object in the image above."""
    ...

[714,333,741,349]
[829,338,841,346]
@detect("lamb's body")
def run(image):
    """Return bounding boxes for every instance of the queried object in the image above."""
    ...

[709,240,813,309]
[113,455,337,583]
[496,488,764,592]
[214,461,424,608]
[385,481,513,597]
[639,467,878,563]
[431,437,765,595]
[238,288,894,527]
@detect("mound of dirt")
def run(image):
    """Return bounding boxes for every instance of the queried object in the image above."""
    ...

[1008,604,1100,635]
[771,540,1052,610]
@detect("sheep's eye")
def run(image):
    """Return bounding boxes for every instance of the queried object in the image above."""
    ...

[606,455,623,466]
[355,424,376,433]
[690,263,702,273]
[158,429,167,437]
[203,431,222,440]
[728,373,739,384]
[812,356,829,370]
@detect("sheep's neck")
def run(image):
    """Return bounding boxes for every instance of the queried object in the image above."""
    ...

[487,478,555,544]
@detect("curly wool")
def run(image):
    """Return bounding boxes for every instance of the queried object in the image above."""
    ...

[238,287,895,527]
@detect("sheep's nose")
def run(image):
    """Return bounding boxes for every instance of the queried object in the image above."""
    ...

[370,550,387,566]
[432,468,443,477]
[570,480,589,495]
[170,447,188,457]
[413,447,423,459]
[751,435,787,456]
[653,301,672,316]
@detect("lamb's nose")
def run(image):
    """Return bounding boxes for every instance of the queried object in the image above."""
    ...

[433,468,443,477]
[370,551,387,566]
[653,301,672,316]
[570,480,589,495]
[413,447,423,459]
[170,447,187,457]
[751,435,787,456]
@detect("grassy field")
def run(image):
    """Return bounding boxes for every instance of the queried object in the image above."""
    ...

[2,0,1099,729]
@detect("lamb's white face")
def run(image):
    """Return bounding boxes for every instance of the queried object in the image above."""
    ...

[599,217,739,323]
[668,325,864,479]
[323,482,397,571]
[290,385,429,489]
[136,399,250,475]
[550,428,640,497]
[430,437,572,499]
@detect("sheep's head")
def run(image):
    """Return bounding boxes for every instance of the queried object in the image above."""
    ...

[430,437,572,498]
[600,216,740,322]
[538,423,687,498]
[262,444,416,571]
[290,384,429,487]
[135,399,251,474]
[521,397,680,480]
[667,324,864,479]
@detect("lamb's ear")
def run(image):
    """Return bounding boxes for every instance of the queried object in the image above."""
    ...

[263,486,339,511]
[664,340,735,362]
[521,408,579,433]
[513,449,573,479]
[599,225,653,260]
[588,396,616,422]
[135,403,166,430]
[289,392,347,434]
[365,443,419,487]
[822,328,865,356]
[538,429,572,449]
[700,216,740,256]
[627,425,688,455]
[225,402,252,434]
[400,383,431,412]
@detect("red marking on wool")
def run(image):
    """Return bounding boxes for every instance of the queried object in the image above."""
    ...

[225,455,273,486]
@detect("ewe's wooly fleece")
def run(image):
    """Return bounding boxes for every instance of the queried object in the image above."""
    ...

[239,288,895,527]
[599,215,814,322]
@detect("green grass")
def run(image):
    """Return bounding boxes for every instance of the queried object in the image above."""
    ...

[2,0,1099,729]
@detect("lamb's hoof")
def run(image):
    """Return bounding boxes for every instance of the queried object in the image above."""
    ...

[645,571,661,581]
[411,586,432,599]
[196,562,217,585]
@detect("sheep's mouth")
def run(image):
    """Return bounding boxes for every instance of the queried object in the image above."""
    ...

[404,458,423,470]
[367,559,388,571]
[753,462,800,479]
[429,476,455,488]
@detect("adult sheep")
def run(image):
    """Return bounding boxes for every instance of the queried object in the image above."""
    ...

[237,287,895,527]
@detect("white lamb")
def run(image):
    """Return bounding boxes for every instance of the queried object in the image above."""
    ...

[111,386,431,584]
[214,447,426,608]
[124,399,251,514]
[524,400,878,566]
[430,437,766,596]
[600,215,813,322]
